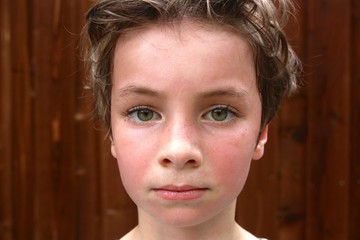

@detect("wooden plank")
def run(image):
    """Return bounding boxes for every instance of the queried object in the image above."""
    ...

[74,119,103,240]
[71,1,105,239]
[350,0,360,238]
[277,95,307,240]
[9,0,36,239]
[0,0,13,239]
[30,0,59,237]
[51,0,79,238]
[306,0,351,239]
[277,1,307,239]
[51,0,101,238]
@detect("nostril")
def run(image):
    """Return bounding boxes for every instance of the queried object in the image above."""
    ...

[188,159,197,164]
[162,159,172,165]
[160,158,200,168]
[186,159,201,168]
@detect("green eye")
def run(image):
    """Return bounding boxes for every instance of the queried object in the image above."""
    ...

[203,106,237,122]
[126,106,160,123]
[136,109,154,121]
[211,108,229,121]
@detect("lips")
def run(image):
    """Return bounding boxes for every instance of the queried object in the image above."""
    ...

[153,185,208,201]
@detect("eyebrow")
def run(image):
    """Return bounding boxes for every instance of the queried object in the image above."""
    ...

[114,85,162,99]
[199,87,249,99]
[113,85,249,101]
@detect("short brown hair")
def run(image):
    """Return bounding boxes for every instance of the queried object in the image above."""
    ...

[81,0,301,133]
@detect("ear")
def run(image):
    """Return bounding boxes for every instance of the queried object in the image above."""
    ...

[252,124,268,160]
[110,136,117,158]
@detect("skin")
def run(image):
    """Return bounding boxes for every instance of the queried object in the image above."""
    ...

[110,22,268,240]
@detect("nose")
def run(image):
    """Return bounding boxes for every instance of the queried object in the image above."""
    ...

[157,120,203,169]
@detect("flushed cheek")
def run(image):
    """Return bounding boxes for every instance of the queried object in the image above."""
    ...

[113,134,157,199]
[213,153,251,189]
[112,120,164,180]
[206,136,255,196]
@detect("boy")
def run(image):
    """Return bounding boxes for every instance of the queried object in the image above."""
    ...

[81,0,301,239]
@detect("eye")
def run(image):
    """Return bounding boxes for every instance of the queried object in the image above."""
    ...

[203,106,238,122]
[125,106,161,123]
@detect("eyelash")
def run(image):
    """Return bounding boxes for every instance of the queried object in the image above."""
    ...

[121,105,160,123]
[202,105,239,122]
[121,105,239,124]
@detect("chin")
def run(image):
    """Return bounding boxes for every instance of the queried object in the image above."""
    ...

[147,206,222,228]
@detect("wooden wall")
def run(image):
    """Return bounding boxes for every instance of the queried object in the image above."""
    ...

[0,0,359,239]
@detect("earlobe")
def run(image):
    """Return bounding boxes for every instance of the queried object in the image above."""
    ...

[110,136,117,158]
[252,125,269,160]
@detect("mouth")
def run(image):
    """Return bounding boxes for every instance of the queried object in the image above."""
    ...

[153,185,209,201]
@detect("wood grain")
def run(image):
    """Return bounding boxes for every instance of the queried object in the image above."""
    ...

[0,0,359,239]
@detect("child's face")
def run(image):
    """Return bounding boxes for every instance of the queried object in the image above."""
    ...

[110,22,268,227]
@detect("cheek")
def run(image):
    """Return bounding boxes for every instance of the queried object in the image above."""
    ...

[211,146,252,187]
[112,132,154,198]
[207,132,256,194]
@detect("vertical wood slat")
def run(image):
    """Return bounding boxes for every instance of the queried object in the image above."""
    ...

[277,0,307,238]
[306,0,351,239]
[31,0,65,238]
[350,0,360,238]
[71,1,104,239]
[9,0,36,239]
[0,0,13,239]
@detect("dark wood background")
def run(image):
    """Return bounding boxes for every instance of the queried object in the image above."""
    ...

[1,0,359,239]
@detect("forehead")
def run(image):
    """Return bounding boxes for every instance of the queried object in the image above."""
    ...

[114,20,253,58]
[113,21,255,71]
[112,21,258,98]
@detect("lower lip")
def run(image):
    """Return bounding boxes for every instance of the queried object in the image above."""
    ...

[154,189,207,201]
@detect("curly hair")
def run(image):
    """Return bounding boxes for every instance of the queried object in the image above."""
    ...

[81,0,301,133]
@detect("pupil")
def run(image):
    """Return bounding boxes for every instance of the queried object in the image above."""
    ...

[138,109,153,121]
[212,109,227,121]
